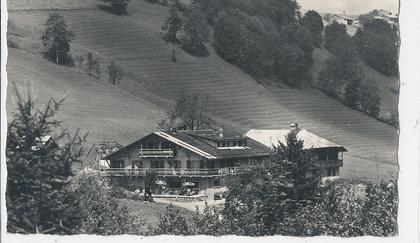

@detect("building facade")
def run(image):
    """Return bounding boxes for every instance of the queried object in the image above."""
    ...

[245,124,347,178]
[102,130,271,189]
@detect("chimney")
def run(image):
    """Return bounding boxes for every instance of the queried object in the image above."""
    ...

[219,128,223,138]
[290,122,300,134]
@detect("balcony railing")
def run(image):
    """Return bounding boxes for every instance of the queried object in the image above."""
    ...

[100,167,246,177]
[139,149,174,158]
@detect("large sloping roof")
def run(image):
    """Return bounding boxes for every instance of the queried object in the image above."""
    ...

[245,129,347,151]
[104,130,271,160]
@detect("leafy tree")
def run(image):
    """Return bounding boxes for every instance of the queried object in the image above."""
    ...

[286,180,398,237]
[86,52,101,79]
[274,43,308,88]
[108,60,124,85]
[355,19,399,76]
[213,10,277,78]
[360,81,381,117]
[155,204,191,235]
[360,182,398,236]
[318,57,363,98]
[161,5,182,42]
[41,13,74,65]
[75,54,85,74]
[324,21,348,51]
[190,205,224,235]
[358,9,380,26]
[158,93,214,130]
[324,21,358,62]
[299,10,324,47]
[144,170,158,198]
[179,4,210,56]
[6,84,85,234]
[101,0,130,15]
[344,76,362,109]
[191,0,221,25]
[74,176,138,234]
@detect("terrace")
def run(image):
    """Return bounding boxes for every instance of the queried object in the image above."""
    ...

[99,167,246,177]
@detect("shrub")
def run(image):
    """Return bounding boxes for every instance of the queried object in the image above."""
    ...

[74,176,140,234]
[154,204,191,235]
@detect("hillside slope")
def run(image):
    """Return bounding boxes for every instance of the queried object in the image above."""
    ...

[7,0,398,179]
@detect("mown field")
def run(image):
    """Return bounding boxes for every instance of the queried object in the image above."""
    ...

[6,0,399,180]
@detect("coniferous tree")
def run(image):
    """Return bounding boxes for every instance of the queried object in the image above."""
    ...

[276,130,320,200]
[6,84,85,234]
[41,13,74,65]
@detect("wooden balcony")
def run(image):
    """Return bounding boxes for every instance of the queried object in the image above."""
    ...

[99,167,246,177]
[139,149,174,158]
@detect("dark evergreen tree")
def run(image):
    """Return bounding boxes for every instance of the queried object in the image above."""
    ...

[161,5,182,42]
[41,13,74,65]
[275,130,320,200]
[6,84,84,234]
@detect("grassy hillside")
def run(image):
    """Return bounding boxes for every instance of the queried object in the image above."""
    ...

[7,0,398,180]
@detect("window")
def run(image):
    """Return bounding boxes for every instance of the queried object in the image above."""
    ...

[147,142,154,149]
[244,140,247,146]
[237,140,243,146]
[217,142,221,147]
[187,160,192,169]
[161,142,170,149]
[132,160,142,168]
[226,141,231,147]
[111,160,124,168]
[221,141,226,147]
[232,141,237,146]
[151,160,164,168]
